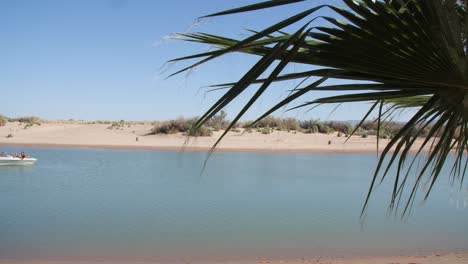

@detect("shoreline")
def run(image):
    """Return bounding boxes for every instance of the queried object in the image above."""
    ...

[1,251,467,264]
[0,122,433,154]
[0,141,395,154]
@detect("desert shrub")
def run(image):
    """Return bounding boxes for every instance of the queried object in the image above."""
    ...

[14,116,42,124]
[246,116,299,131]
[380,133,389,139]
[260,127,272,135]
[0,115,7,127]
[250,116,279,128]
[97,120,112,124]
[353,121,413,139]
[361,133,369,138]
[323,121,352,133]
[304,125,319,134]
[7,116,42,129]
[15,116,42,129]
[299,120,319,130]
[6,134,13,138]
[149,117,212,137]
[311,125,319,133]
[152,123,173,134]
[185,126,213,137]
[151,120,186,134]
[337,132,343,137]
[206,110,229,131]
[300,120,333,134]
[319,125,332,134]
[278,118,301,131]
[24,123,34,129]
[107,120,129,130]
[326,121,353,134]
[360,121,375,131]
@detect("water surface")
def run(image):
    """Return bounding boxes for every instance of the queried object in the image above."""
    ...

[0,147,467,261]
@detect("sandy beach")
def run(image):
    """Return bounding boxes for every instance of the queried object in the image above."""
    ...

[0,121,428,153]
[1,252,468,264]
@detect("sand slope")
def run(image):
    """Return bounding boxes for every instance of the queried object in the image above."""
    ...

[0,121,427,153]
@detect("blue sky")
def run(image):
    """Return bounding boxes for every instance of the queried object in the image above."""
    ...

[1,0,408,121]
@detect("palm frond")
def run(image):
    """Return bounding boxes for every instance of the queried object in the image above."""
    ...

[171,0,468,218]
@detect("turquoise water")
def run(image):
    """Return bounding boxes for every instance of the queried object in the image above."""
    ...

[0,147,467,261]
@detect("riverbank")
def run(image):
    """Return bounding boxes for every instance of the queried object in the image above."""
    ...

[1,252,468,264]
[0,121,428,153]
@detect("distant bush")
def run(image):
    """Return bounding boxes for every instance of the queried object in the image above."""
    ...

[107,120,126,130]
[24,123,36,129]
[246,116,299,132]
[13,116,42,124]
[10,116,42,129]
[318,124,333,134]
[380,133,389,139]
[0,115,7,127]
[260,127,272,135]
[310,125,319,133]
[6,134,13,138]
[151,117,193,134]
[186,125,213,137]
[149,117,212,137]
[96,120,112,125]
[249,116,278,129]
[325,121,352,134]
[278,118,301,131]
[6,116,42,129]
[241,117,418,137]
[300,120,333,134]
[357,121,408,139]
[299,120,318,130]
[206,110,230,131]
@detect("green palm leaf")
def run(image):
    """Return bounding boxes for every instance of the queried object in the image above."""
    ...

[171,0,468,218]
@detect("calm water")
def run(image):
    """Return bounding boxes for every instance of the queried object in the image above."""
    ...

[0,147,467,261]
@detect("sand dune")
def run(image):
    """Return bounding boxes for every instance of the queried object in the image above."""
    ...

[0,121,429,153]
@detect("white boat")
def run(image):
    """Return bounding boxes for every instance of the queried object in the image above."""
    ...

[0,156,37,166]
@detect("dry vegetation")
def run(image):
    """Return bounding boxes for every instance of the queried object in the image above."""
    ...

[148,117,213,137]
[0,113,428,139]
[0,115,7,127]
[0,115,42,129]
[146,111,422,139]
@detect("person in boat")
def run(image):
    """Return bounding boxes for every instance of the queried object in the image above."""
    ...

[20,152,27,159]
[0,152,7,157]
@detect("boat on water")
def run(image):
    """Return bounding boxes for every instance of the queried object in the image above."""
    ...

[0,156,37,166]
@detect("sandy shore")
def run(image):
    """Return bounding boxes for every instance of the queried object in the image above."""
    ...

[0,121,428,153]
[1,252,468,264]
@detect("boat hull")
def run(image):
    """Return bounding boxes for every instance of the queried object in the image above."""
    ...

[0,157,37,166]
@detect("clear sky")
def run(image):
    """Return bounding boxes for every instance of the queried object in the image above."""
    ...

[1,0,408,122]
